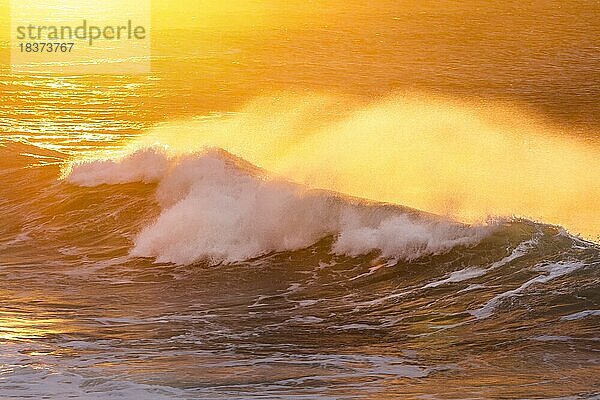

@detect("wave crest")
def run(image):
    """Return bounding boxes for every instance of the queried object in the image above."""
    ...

[66,147,495,265]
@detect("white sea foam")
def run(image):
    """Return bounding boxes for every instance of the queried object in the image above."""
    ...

[65,147,170,186]
[66,147,495,265]
[471,261,586,319]
[422,235,538,289]
[0,342,183,400]
[422,267,487,289]
[561,309,600,321]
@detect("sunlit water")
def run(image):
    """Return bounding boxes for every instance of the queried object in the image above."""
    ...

[1,1,600,398]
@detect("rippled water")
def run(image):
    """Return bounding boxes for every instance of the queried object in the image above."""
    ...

[1,140,599,398]
[1,1,600,398]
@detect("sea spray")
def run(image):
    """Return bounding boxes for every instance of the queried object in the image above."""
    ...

[107,93,600,239]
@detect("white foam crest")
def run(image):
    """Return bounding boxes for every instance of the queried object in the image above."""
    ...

[67,147,494,265]
[334,213,489,260]
[65,147,170,186]
[131,150,342,264]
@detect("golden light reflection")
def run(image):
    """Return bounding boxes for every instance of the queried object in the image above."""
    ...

[0,314,65,341]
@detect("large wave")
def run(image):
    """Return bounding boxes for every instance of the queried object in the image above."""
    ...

[66,147,495,265]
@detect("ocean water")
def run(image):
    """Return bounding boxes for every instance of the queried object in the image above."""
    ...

[1,1,600,398]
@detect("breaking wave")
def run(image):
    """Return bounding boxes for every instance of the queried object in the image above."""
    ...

[66,147,495,265]
[2,136,599,400]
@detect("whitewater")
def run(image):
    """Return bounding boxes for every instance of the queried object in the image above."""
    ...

[66,146,495,265]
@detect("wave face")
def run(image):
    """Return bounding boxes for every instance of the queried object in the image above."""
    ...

[1,140,599,399]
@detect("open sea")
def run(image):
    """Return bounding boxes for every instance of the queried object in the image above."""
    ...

[1,1,599,398]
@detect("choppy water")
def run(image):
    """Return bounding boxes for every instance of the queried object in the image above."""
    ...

[1,140,599,398]
[1,1,600,398]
